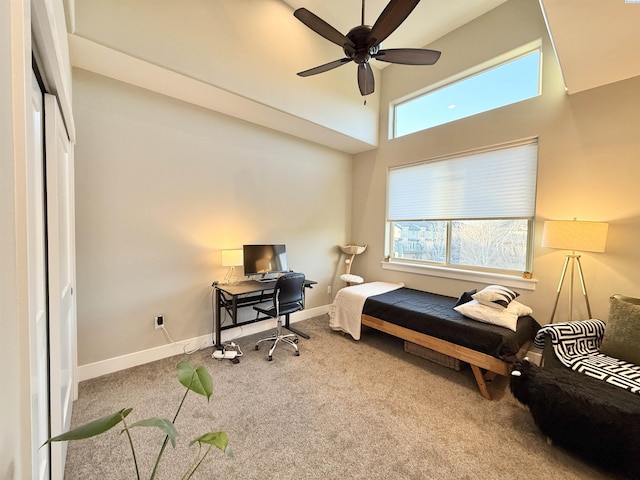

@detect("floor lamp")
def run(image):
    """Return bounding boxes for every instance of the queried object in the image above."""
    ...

[542,219,608,323]
[222,249,243,285]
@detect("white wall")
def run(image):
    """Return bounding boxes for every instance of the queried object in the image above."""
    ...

[351,0,640,325]
[73,69,353,367]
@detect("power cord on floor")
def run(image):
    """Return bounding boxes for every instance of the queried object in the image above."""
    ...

[159,325,202,355]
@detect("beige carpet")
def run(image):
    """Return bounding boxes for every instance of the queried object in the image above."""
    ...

[64,315,625,479]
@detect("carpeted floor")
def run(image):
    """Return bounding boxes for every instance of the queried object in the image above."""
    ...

[64,315,626,479]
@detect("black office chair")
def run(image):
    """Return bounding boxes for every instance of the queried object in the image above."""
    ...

[254,272,305,360]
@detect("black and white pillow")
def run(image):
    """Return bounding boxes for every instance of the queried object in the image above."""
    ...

[472,285,519,310]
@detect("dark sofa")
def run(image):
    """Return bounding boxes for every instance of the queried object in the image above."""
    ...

[511,358,640,478]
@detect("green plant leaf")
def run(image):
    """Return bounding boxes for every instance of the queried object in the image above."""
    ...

[44,408,132,445]
[177,361,213,400]
[127,418,179,448]
[190,431,232,457]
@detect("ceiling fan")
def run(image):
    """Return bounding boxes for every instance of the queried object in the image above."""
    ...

[294,0,441,96]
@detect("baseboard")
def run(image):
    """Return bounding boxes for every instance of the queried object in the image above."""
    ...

[77,305,329,382]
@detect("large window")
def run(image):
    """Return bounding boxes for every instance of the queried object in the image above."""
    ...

[393,46,541,138]
[387,140,537,275]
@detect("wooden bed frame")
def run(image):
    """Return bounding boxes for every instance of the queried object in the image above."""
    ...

[362,314,531,400]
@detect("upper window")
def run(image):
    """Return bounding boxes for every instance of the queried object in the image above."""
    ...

[393,47,541,138]
[386,140,538,275]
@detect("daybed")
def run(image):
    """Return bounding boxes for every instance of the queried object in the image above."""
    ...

[329,282,540,400]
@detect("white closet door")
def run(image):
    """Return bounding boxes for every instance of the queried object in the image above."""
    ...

[28,71,50,480]
[45,93,77,480]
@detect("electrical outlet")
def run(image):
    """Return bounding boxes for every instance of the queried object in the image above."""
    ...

[327,285,332,294]
[154,315,164,329]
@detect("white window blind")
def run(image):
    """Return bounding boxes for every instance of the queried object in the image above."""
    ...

[387,141,537,221]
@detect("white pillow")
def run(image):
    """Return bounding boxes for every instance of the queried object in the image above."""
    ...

[472,285,519,310]
[454,299,532,331]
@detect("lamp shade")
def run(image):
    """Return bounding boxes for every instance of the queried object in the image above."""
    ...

[221,249,243,267]
[541,220,608,253]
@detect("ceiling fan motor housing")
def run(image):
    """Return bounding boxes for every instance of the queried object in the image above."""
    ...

[345,25,379,64]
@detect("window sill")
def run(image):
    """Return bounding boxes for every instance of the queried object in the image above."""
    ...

[380,260,537,291]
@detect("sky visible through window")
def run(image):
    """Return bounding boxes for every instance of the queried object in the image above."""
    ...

[395,50,541,137]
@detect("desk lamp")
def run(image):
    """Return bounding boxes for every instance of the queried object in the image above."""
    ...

[542,219,608,323]
[221,249,243,285]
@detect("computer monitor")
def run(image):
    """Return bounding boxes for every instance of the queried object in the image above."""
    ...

[242,244,288,278]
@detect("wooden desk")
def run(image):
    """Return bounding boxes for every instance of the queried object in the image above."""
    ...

[212,278,316,347]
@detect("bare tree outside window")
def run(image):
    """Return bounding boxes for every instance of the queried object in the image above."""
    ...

[391,219,528,272]
[451,220,528,271]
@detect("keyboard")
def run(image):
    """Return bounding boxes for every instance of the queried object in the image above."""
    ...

[256,277,277,283]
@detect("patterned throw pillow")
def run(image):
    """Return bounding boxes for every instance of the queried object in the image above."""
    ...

[600,294,640,365]
[472,285,519,310]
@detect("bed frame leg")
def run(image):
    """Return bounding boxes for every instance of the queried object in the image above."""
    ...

[470,364,492,400]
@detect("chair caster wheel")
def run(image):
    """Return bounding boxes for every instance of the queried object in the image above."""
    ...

[255,344,259,350]
[295,351,300,356]
[268,355,273,361]
[294,338,299,344]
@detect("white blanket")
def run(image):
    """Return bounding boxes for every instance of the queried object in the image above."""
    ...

[329,281,404,340]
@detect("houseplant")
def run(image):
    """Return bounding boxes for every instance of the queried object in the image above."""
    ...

[46,361,232,479]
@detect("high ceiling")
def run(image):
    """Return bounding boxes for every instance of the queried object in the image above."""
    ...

[539,0,640,94]
[66,0,640,154]
[281,0,507,70]
[283,0,640,92]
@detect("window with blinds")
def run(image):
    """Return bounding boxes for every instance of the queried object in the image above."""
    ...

[386,140,538,274]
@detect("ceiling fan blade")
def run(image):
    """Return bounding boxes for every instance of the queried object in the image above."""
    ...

[294,8,356,50]
[367,0,420,49]
[297,58,352,77]
[373,48,441,65]
[357,63,375,96]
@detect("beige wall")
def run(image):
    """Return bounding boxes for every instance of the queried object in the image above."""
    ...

[351,0,640,325]
[72,0,640,366]
[72,0,379,147]
[73,69,352,366]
